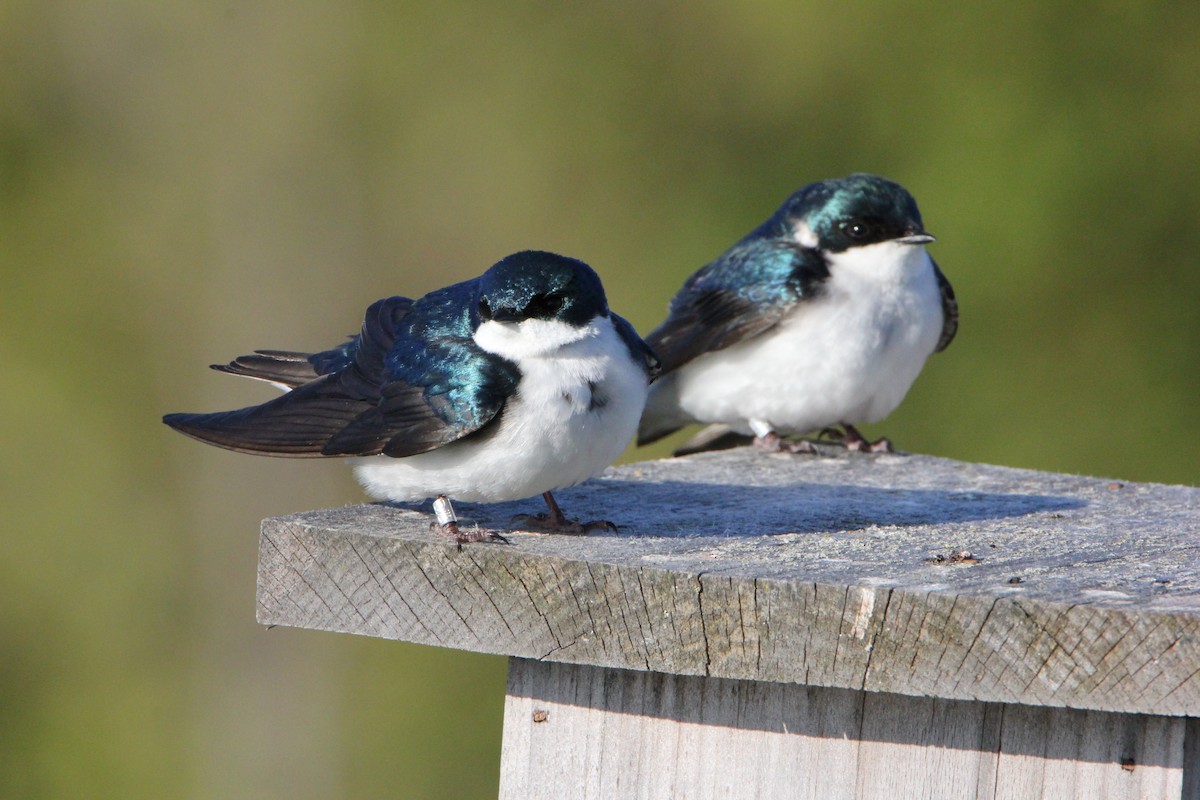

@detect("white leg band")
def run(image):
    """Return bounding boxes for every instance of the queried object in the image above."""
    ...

[748,418,774,438]
[433,495,457,526]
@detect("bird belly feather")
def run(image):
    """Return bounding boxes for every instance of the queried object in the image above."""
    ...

[352,319,647,502]
[662,243,944,436]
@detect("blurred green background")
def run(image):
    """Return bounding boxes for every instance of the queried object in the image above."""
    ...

[3,2,1197,797]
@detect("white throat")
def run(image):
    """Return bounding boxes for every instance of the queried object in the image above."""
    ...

[473,316,600,359]
[826,239,931,286]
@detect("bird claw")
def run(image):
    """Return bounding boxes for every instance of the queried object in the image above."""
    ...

[510,513,617,535]
[431,520,509,547]
[751,426,893,455]
[845,436,894,453]
[752,432,819,454]
[830,425,894,453]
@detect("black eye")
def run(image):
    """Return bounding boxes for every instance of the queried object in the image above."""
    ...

[527,290,567,318]
[478,298,492,320]
[840,220,874,240]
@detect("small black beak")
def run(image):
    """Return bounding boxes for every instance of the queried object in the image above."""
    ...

[897,231,935,245]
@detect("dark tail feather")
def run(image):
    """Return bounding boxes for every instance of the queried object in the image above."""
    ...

[168,296,417,457]
[210,350,321,389]
[162,380,381,457]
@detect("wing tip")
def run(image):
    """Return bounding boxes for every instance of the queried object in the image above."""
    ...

[162,411,198,432]
[162,409,328,457]
[162,410,236,446]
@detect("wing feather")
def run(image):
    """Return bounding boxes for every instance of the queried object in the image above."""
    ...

[163,292,519,458]
[647,239,827,374]
[932,259,958,353]
[210,350,322,389]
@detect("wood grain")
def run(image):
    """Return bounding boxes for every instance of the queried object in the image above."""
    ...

[257,448,1200,716]
[499,658,1185,800]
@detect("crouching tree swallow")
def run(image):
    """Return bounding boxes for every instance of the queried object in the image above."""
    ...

[164,250,659,544]
[637,173,957,454]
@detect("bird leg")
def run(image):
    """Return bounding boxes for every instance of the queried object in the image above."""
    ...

[752,431,820,454]
[431,494,508,546]
[748,419,819,454]
[511,491,617,534]
[839,424,894,453]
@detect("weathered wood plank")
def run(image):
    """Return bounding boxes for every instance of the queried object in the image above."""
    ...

[498,658,1186,800]
[256,449,1200,716]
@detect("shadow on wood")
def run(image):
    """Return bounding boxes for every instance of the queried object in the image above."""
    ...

[388,475,1087,537]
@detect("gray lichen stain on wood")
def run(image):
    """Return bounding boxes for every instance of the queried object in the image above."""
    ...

[256,448,1200,717]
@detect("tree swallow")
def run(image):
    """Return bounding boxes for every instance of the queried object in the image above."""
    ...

[164,250,659,544]
[637,173,957,454]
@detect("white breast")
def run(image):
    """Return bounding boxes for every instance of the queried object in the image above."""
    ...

[652,241,944,436]
[352,316,649,503]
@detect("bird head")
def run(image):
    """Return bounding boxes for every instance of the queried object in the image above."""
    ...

[773,173,934,253]
[475,250,609,327]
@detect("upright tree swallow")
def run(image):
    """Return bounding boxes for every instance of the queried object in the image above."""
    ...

[164,250,659,543]
[637,173,957,454]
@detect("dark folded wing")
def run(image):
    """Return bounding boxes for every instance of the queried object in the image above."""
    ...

[163,377,380,456]
[647,239,827,374]
[610,312,660,381]
[163,292,519,458]
[932,259,958,353]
